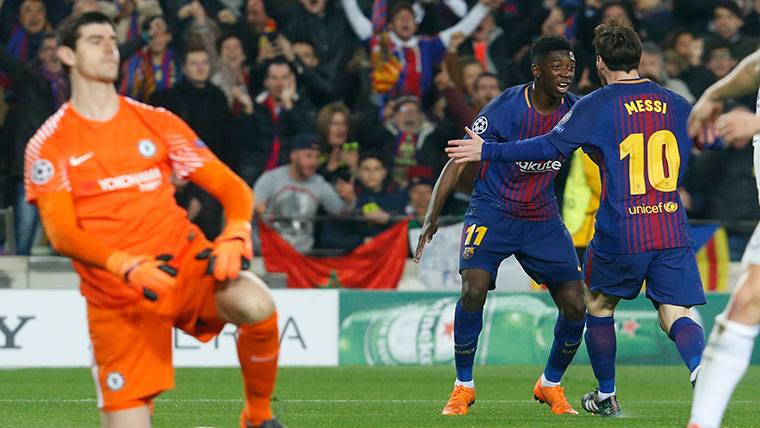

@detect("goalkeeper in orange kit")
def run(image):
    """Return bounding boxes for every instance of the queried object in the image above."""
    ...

[24,12,281,428]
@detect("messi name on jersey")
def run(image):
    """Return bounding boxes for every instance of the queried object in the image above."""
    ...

[623,98,668,115]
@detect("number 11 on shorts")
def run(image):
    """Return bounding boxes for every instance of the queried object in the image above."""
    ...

[464,224,488,246]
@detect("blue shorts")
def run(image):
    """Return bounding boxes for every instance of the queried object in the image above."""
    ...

[583,245,706,307]
[458,203,582,288]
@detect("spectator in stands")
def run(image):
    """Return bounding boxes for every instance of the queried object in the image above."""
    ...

[211,33,254,114]
[633,0,673,43]
[680,42,736,100]
[151,47,245,238]
[360,94,450,188]
[341,0,496,100]
[742,0,760,38]
[705,42,739,87]
[702,1,759,63]
[0,32,65,254]
[254,133,356,254]
[278,36,337,108]
[119,15,181,102]
[1,0,49,68]
[436,66,500,131]
[406,174,434,228]
[685,106,758,260]
[104,0,162,44]
[265,0,360,102]
[672,0,715,34]
[639,42,695,102]
[416,0,470,35]
[240,58,316,186]
[316,102,358,183]
[353,151,407,239]
[459,56,484,102]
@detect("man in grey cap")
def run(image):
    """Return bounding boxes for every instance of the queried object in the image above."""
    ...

[253,133,356,253]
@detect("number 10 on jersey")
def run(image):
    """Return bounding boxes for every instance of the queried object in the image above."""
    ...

[619,130,681,195]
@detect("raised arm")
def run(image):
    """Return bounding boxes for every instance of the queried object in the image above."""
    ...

[688,49,760,139]
[341,0,373,42]
[438,1,491,47]
[445,127,569,163]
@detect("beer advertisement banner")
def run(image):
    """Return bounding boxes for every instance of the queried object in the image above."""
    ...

[339,291,740,366]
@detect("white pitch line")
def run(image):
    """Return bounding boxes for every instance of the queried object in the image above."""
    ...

[0,398,758,404]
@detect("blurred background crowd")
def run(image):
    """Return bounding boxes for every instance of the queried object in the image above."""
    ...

[0,0,758,260]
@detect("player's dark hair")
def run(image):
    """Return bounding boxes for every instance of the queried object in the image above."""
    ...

[592,22,642,72]
[56,11,115,50]
[530,36,573,64]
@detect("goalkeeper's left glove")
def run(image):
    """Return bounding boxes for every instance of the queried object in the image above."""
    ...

[196,220,252,281]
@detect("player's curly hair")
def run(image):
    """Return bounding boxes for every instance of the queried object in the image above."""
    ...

[530,36,573,65]
[593,22,642,72]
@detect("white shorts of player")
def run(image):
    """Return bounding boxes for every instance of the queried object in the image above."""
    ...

[742,222,760,266]
[742,142,760,265]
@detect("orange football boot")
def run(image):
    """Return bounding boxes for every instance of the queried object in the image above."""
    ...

[441,385,476,415]
[533,377,579,415]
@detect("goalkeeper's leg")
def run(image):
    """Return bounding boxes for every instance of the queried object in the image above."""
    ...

[216,272,279,428]
[101,404,151,428]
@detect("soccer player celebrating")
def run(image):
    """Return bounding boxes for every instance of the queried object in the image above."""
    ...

[687,48,760,428]
[415,36,586,416]
[24,12,281,428]
[446,23,718,417]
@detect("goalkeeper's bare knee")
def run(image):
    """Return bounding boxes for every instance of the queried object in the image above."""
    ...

[216,271,276,325]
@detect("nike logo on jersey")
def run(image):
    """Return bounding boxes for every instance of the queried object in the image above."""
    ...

[69,152,94,167]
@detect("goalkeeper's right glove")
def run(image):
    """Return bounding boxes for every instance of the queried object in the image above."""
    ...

[106,252,178,301]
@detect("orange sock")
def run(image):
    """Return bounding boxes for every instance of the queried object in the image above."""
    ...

[237,311,280,428]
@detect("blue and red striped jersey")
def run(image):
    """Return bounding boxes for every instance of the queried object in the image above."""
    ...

[480,78,722,254]
[470,83,578,220]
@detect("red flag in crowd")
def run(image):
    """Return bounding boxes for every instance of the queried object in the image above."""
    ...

[259,220,409,289]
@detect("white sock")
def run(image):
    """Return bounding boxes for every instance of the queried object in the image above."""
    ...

[455,379,475,388]
[689,314,759,428]
[540,373,561,387]
[690,365,701,385]
[597,390,616,401]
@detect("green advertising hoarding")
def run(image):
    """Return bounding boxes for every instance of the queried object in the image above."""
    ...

[339,291,735,366]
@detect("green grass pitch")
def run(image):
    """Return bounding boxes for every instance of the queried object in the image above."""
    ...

[2,365,760,427]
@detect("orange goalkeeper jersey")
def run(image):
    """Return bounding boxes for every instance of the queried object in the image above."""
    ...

[25,96,216,307]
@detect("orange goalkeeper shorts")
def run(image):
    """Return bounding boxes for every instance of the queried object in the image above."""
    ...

[86,229,225,412]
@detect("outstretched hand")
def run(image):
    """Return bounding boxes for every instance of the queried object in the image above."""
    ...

[414,219,438,263]
[445,127,484,164]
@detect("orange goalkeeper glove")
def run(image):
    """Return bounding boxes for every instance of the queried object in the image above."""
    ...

[196,220,252,282]
[106,252,178,301]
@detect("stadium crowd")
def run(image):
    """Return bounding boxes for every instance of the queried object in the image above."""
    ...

[0,0,758,258]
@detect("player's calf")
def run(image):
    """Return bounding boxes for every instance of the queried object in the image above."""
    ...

[658,305,705,385]
[100,404,151,428]
[215,272,280,427]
